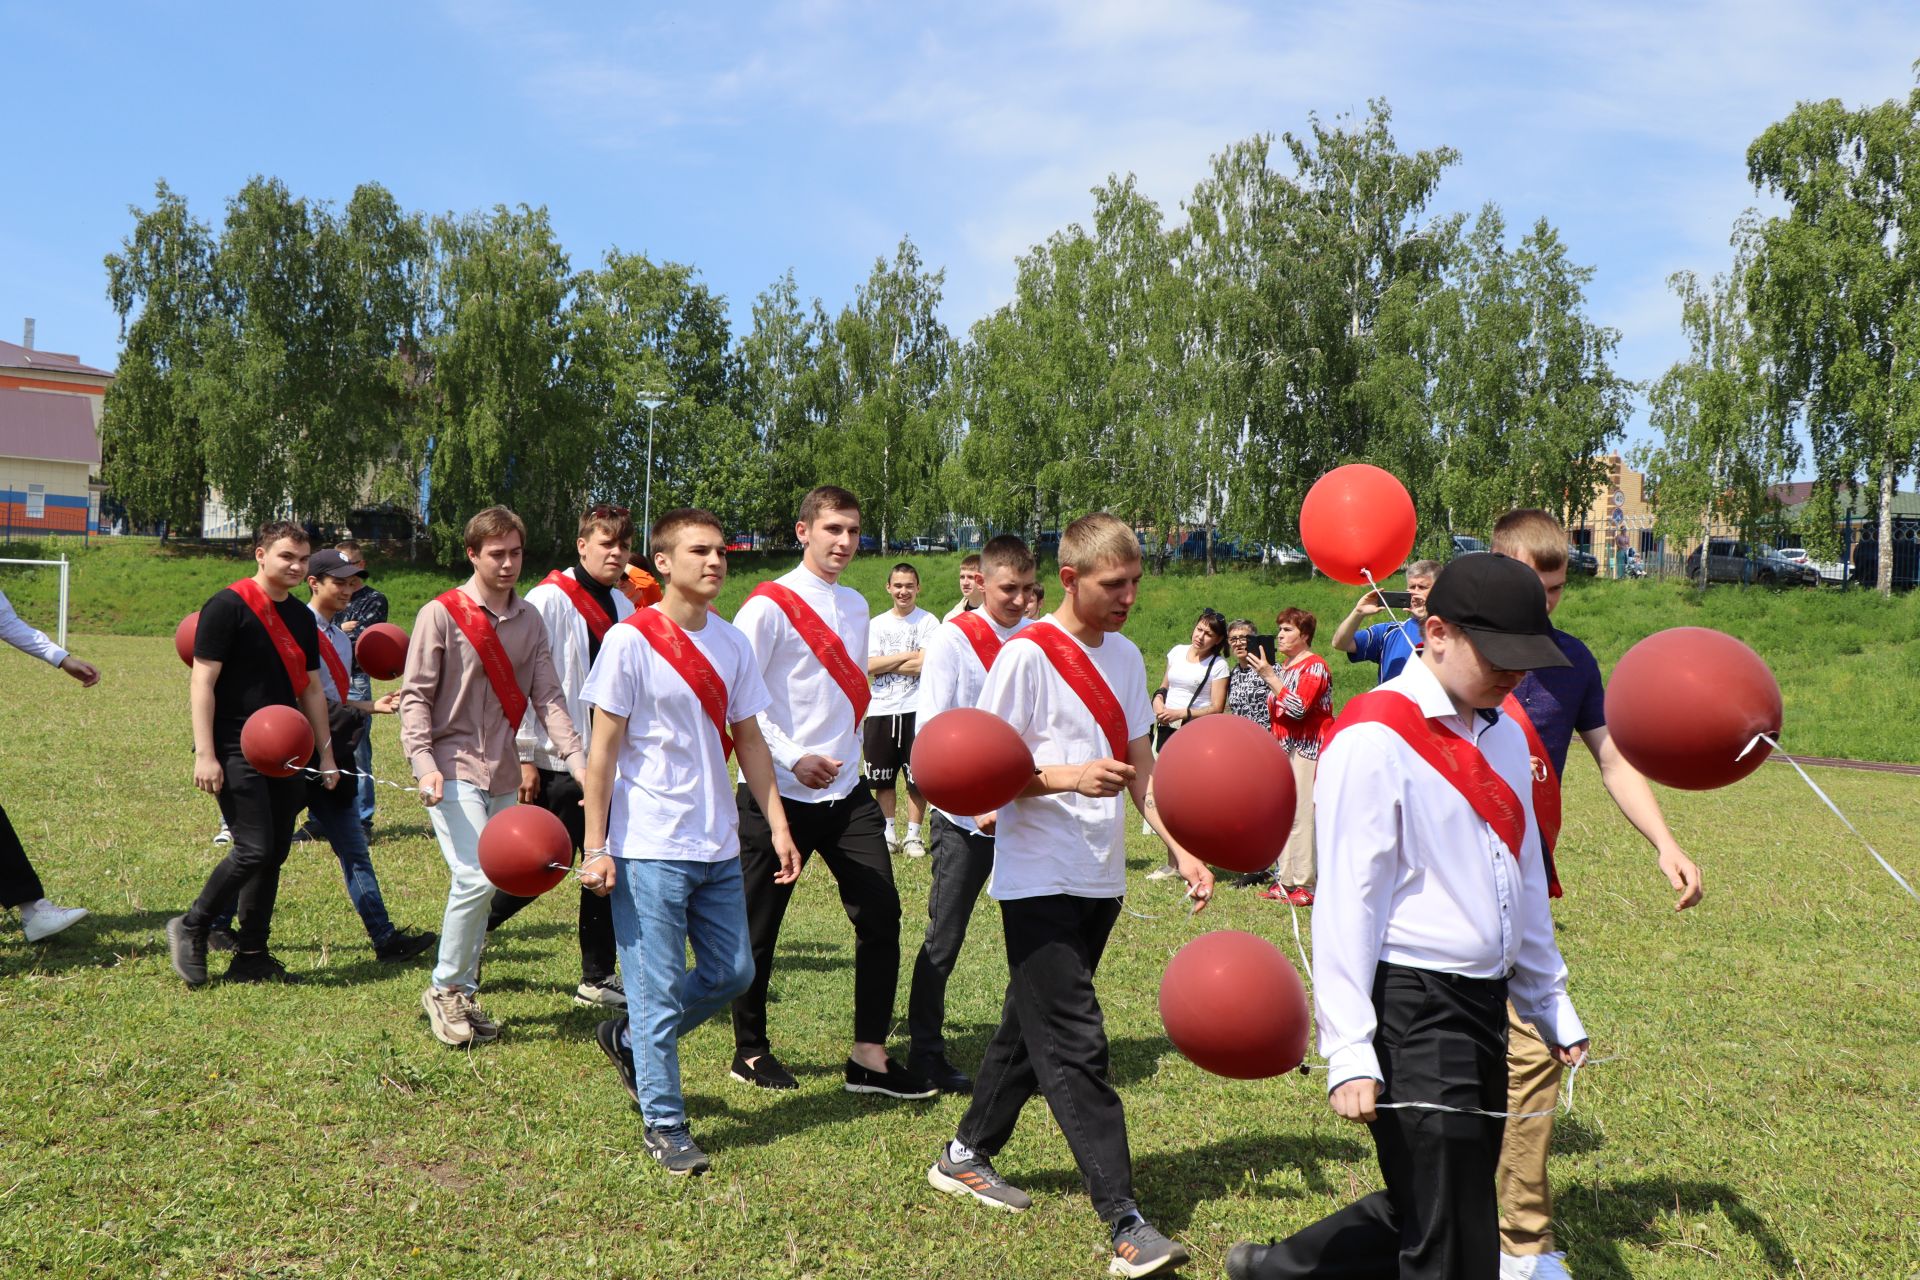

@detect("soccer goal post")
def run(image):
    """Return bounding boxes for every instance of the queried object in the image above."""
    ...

[0,555,70,649]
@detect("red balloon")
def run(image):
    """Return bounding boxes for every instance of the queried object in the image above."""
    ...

[478,805,573,898]
[240,705,315,778]
[1299,464,1418,586]
[174,611,199,667]
[910,708,1035,817]
[1160,930,1310,1079]
[356,622,410,681]
[1605,626,1782,791]
[1152,715,1296,873]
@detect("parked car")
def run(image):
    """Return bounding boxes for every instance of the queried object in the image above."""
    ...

[1759,548,1818,586]
[1684,539,1804,585]
[858,535,879,552]
[906,536,952,553]
[1266,543,1309,567]
[1451,534,1488,556]
[1776,547,1810,566]
[1565,545,1600,576]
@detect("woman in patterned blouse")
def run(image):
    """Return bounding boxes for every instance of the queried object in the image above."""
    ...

[1263,607,1333,906]
[1224,620,1275,729]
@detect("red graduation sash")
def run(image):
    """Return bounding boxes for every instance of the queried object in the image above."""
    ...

[1330,689,1526,862]
[626,608,734,761]
[435,588,529,729]
[542,568,614,642]
[746,581,871,722]
[951,609,1006,672]
[1501,693,1563,898]
[317,629,352,705]
[229,578,310,697]
[1010,623,1130,760]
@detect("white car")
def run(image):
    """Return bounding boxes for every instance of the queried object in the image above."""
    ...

[1266,543,1308,567]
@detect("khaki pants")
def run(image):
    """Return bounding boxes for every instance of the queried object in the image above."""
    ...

[1497,999,1563,1255]
[1277,752,1317,888]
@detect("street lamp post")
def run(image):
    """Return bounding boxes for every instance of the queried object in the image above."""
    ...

[637,391,669,534]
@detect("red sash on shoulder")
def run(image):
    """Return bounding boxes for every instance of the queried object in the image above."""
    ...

[746,582,871,722]
[626,608,734,761]
[229,578,310,697]
[436,588,529,729]
[1501,693,1563,898]
[542,568,614,642]
[316,630,352,705]
[952,610,1005,672]
[1330,689,1526,862]
[1010,623,1130,760]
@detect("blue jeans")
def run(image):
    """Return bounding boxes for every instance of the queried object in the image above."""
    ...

[612,857,754,1129]
[308,792,395,947]
[349,673,377,825]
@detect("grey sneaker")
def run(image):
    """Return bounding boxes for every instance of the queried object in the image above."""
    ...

[1143,864,1179,881]
[642,1124,710,1176]
[165,915,209,988]
[1109,1218,1188,1278]
[458,991,500,1043]
[573,977,628,1008]
[422,987,474,1047]
[928,1148,1031,1213]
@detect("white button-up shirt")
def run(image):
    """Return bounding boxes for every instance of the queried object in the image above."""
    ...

[1312,656,1585,1091]
[914,611,1029,833]
[0,586,66,668]
[733,564,870,804]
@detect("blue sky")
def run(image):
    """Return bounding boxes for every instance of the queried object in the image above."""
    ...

[4,1,1918,459]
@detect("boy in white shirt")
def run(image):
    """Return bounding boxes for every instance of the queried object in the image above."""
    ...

[864,562,939,857]
[579,508,799,1176]
[1226,553,1590,1280]
[926,514,1213,1280]
[941,553,985,621]
[904,533,1036,1094]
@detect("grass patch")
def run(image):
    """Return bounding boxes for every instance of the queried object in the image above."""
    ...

[2,636,1918,1276]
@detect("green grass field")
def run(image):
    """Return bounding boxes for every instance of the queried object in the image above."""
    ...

[2,539,1918,1277]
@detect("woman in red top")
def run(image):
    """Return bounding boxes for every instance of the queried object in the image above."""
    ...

[1264,607,1333,905]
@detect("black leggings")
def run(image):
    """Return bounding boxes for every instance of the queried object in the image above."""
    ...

[0,803,47,909]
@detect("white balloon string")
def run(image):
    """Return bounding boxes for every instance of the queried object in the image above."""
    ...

[1741,733,1918,902]
[1360,568,1403,627]
[295,764,414,792]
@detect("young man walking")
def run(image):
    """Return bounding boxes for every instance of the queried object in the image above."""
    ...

[904,533,1036,1093]
[1227,554,1589,1280]
[864,562,938,857]
[487,504,635,1009]
[941,553,985,622]
[1330,559,1439,684]
[1490,509,1703,1280]
[401,507,583,1047]
[578,508,800,1176]
[927,514,1213,1279]
[727,484,932,1099]
[334,540,387,836]
[1,584,100,942]
[168,522,340,987]
[301,550,436,962]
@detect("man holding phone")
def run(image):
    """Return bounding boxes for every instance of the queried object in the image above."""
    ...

[1330,560,1439,685]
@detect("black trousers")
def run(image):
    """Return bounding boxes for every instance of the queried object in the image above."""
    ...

[184,753,306,952]
[0,802,46,909]
[1244,963,1510,1280]
[485,767,616,985]
[730,784,900,1056]
[907,811,997,1062]
[957,894,1136,1224]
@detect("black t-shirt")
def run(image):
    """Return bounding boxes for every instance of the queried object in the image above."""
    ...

[194,585,322,754]
[573,568,621,664]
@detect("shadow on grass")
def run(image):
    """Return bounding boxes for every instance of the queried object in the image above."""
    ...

[1549,1112,1606,1155]
[0,910,180,977]
[938,1025,1174,1089]
[1556,1178,1795,1277]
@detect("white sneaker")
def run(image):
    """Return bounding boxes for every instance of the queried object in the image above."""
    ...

[1500,1251,1573,1280]
[213,822,232,846]
[903,836,927,859]
[20,899,89,942]
[1144,865,1179,881]
[886,832,902,857]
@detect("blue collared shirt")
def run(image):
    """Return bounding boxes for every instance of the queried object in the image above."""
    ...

[1346,617,1423,684]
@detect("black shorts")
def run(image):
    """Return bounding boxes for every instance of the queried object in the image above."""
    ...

[862,712,917,785]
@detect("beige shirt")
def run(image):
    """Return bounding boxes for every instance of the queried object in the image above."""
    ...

[400,584,583,795]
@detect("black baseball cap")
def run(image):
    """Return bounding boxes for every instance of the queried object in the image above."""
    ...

[307,549,368,580]
[1424,553,1569,671]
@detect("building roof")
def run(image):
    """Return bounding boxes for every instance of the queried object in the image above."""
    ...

[1781,485,1920,520]
[0,386,101,465]
[0,339,112,379]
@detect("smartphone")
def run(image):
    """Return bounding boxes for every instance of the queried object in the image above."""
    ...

[1249,634,1277,664]
[1378,590,1413,610]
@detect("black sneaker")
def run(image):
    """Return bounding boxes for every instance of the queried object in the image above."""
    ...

[909,1053,974,1095]
[927,1148,1032,1212]
[641,1124,710,1176]
[1224,1241,1271,1280]
[165,915,209,988]
[226,951,300,984]
[361,821,374,842]
[597,1017,639,1106]
[1231,870,1275,889]
[374,928,437,963]
[730,1051,798,1090]
[207,926,238,954]
[845,1056,937,1100]
[1109,1217,1188,1278]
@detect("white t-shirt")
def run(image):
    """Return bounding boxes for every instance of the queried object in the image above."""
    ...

[1161,643,1227,716]
[915,612,1030,833]
[580,609,771,862]
[732,565,870,803]
[867,606,939,717]
[980,617,1152,900]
